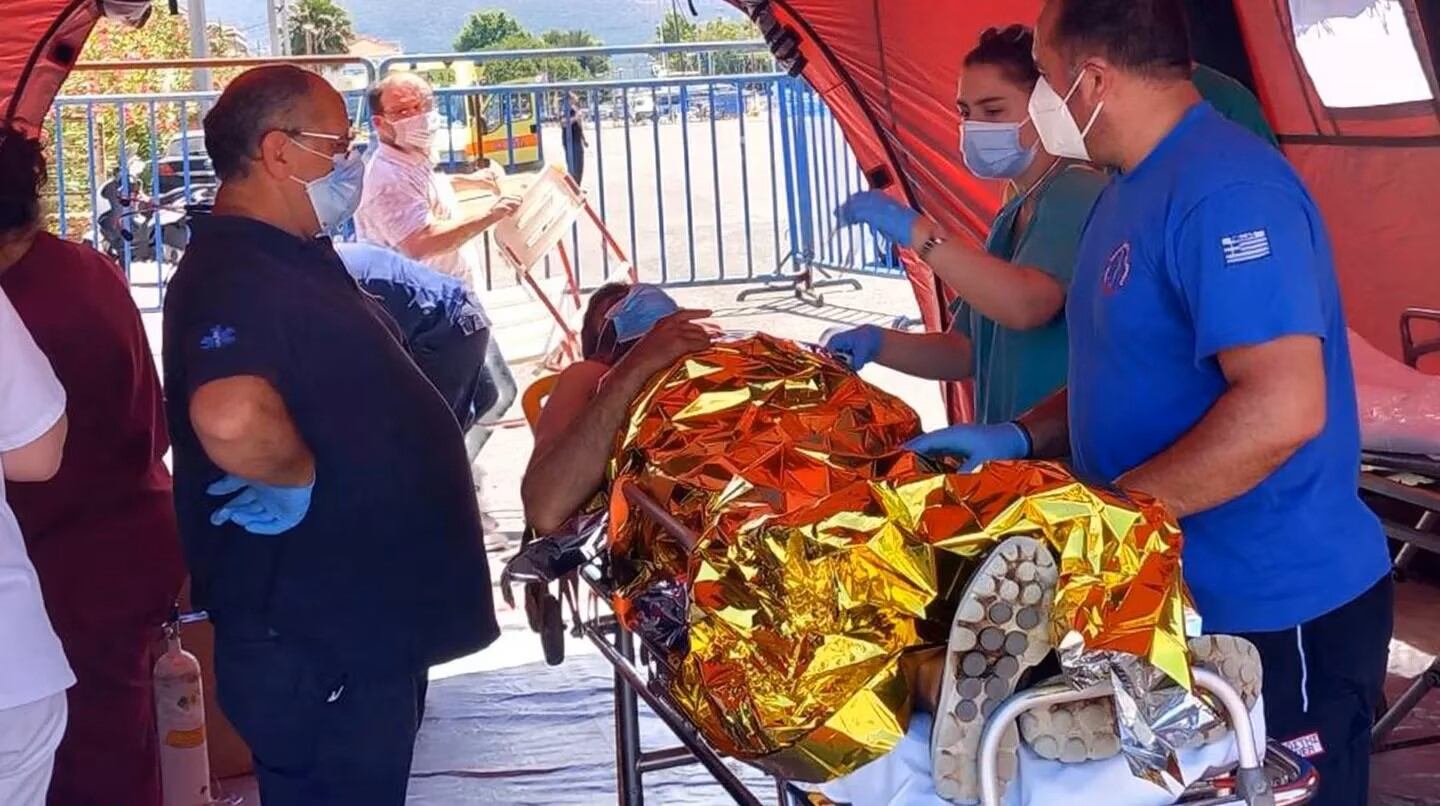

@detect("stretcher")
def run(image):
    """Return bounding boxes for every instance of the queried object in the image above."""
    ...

[1353,310,1440,754]
[507,480,1320,806]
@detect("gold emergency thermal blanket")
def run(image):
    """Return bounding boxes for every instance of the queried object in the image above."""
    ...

[604,334,1193,783]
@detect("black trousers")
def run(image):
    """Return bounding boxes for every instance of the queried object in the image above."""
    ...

[418,327,490,434]
[1237,574,1393,806]
[214,633,429,806]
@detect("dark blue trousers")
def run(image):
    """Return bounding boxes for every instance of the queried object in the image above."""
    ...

[1238,574,1393,806]
[214,632,429,806]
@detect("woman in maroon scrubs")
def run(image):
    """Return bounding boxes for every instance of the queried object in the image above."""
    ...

[0,128,185,805]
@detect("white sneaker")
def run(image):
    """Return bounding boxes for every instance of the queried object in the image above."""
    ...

[1017,635,1265,763]
[931,536,1058,804]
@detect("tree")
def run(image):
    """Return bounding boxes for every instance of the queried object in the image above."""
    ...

[480,33,545,85]
[45,10,262,235]
[207,22,251,58]
[540,29,611,78]
[654,11,763,75]
[656,10,698,45]
[697,18,765,75]
[287,0,354,56]
[454,10,525,52]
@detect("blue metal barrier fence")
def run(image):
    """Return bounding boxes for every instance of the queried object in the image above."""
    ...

[48,47,901,312]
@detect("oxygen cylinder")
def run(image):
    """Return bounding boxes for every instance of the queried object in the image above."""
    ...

[153,619,213,806]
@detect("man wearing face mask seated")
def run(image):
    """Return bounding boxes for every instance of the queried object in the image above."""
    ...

[163,65,498,806]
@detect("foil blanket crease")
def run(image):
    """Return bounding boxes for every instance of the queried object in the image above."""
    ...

[601,334,1201,783]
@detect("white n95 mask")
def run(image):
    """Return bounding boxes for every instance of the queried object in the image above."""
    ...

[1028,72,1104,162]
[394,110,441,154]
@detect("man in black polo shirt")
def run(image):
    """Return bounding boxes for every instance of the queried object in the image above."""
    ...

[162,65,497,805]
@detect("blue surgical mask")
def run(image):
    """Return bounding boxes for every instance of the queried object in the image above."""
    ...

[961,119,1038,179]
[606,284,680,343]
[288,137,366,236]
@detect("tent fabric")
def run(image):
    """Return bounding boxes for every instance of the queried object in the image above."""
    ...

[731,0,1440,408]
[1235,0,1440,360]
[731,0,1044,422]
[1,0,99,135]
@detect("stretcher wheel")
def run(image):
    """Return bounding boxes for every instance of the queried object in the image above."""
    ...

[541,594,566,666]
[524,581,548,633]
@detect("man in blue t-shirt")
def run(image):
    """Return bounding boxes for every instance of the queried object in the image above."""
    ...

[904,2,1391,801]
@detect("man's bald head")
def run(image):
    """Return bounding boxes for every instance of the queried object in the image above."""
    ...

[205,65,344,181]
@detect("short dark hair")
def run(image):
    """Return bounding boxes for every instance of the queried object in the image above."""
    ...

[0,127,45,235]
[1052,0,1192,80]
[581,282,633,361]
[204,65,318,181]
[964,25,1040,90]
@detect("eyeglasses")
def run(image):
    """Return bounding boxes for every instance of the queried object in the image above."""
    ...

[380,98,434,120]
[283,128,357,156]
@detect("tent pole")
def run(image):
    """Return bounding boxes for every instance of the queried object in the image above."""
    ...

[187,0,211,91]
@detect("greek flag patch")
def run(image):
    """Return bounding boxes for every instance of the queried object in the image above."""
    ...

[1221,230,1271,265]
[1282,732,1325,758]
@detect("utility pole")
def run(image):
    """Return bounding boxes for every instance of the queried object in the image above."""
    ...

[267,0,283,57]
[187,0,211,90]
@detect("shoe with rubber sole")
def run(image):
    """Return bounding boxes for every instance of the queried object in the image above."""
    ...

[1018,634,1265,763]
[931,536,1058,804]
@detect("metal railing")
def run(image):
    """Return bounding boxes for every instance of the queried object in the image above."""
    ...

[45,45,900,311]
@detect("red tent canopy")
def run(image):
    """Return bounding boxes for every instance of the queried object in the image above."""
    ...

[731,0,1440,398]
[1,1,105,135]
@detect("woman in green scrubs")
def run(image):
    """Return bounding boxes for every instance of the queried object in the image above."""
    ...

[827,24,1107,424]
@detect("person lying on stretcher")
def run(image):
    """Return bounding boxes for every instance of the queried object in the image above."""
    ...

[520,284,1265,804]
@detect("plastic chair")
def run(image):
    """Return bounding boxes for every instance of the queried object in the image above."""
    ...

[522,374,560,432]
[491,164,637,366]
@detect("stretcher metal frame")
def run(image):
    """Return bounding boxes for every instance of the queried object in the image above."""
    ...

[573,483,1318,806]
[1362,307,1440,754]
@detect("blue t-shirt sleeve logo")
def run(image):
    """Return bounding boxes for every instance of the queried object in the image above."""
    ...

[1221,229,1271,265]
[200,325,238,351]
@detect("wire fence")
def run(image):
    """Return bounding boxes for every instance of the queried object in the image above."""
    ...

[47,45,901,312]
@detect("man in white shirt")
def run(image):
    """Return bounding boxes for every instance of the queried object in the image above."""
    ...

[0,288,71,806]
[355,72,520,290]
[356,71,522,545]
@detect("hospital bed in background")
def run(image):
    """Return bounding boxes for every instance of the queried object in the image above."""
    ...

[1352,310,1440,754]
[504,445,1319,806]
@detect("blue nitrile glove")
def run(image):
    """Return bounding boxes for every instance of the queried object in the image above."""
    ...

[903,423,1030,472]
[836,191,920,247]
[823,325,885,371]
[208,474,315,536]
[607,284,682,343]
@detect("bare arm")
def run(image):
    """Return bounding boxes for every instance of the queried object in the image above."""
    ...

[522,310,713,533]
[451,169,502,194]
[397,196,520,263]
[2,415,67,482]
[522,361,649,533]
[912,218,1066,331]
[873,330,973,381]
[1117,335,1326,518]
[189,376,314,486]
[1017,388,1070,459]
